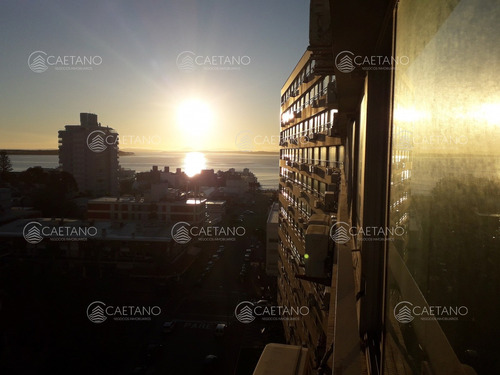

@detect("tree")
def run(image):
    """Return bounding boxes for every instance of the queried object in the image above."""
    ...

[0,151,13,180]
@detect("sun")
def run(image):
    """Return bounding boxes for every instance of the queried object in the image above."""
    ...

[177,98,214,134]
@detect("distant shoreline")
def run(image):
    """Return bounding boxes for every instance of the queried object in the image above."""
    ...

[1,149,135,156]
[1,149,279,156]
[2,149,58,155]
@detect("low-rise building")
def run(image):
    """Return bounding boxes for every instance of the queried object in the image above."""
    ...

[87,196,206,225]
[266,202,279,276]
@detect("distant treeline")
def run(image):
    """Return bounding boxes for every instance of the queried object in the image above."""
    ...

[1,149,135,156]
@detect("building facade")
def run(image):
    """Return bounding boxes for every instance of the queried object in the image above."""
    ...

[87,196,206,225]
[265,202,279,277]
[278,49,342,372]
[276,0,499,375]
[58,113,119,197]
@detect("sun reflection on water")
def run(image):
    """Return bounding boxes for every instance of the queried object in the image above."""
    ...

[183,152,206,177]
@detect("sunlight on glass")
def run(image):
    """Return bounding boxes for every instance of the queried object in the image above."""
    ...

[177,98,214,134]
[183,152,206,177]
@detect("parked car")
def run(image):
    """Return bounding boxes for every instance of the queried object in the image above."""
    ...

[162,321,176,333]
[214,323,227,336]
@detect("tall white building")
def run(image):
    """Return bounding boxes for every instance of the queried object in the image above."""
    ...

[58,113,119,197]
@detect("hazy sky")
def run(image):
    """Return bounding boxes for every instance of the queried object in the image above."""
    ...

[0,0,309,151]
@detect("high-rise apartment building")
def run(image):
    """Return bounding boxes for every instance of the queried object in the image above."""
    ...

[278,49,342,372]
[58,113,119,197]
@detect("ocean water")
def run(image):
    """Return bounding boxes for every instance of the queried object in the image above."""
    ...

[9,151,280,189]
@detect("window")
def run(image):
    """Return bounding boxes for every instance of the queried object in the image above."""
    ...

[385,1,500,374]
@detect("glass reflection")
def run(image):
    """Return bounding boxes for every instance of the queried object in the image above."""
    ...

[386,0,500,374]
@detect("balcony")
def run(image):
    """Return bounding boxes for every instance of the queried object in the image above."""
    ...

[312,98,326,108]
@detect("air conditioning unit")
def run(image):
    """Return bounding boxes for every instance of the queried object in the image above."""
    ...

[329,172,341,184]
[300,163,309,172]
[327,127,340,137]
[308,214,330,226]
[294,110,302,118]
[313,200,322,209]
[304,224,330,278]
[326,82,339,109]
[324,192,337,212]
[308,165,315,174]
[326,183,338,192]
[308,132,317,141]
[313,98,326,108]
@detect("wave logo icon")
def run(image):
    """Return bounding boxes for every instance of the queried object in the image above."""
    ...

[171,221,192,244]
[86,130,107,153]
[335,50,355,73]
[394,301,414,324]
[235,130,253,152]
[28,51,48,73]
[176,51,196,72]
[235,301,255,324]
[330,221,351,244]
[23,221,43,244]
[87,301,107,323]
